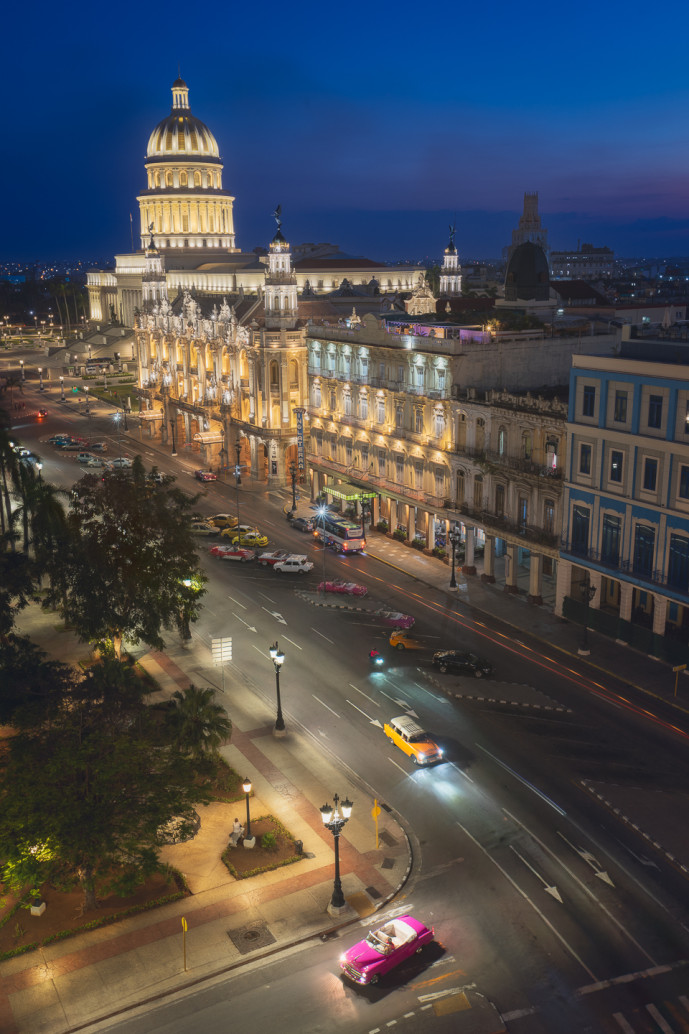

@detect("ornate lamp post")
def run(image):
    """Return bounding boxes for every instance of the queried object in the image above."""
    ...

[579,574,597,655]
[242,777,255,848]
[318,504,328,590]
[269,642,286,736]
[320,793,353,916]
[19,360,24,381]
[38,367,43,392]
[448,522,461,589]
[170,417,177,457]
[59,376,65,402]
[234,439,242,525]
[85,386,90,415]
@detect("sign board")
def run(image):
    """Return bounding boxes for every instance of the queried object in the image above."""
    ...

[673,664,686,672]
[295,407,305,470]
[211,637,233,665]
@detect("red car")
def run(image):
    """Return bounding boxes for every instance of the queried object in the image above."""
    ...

[257,550,292,567]
[378,610,415,629]
[317,580,368,597]
[195,469,217,482]
[340,915,434,985]
[37,408,48,418]
[209,544,256,562]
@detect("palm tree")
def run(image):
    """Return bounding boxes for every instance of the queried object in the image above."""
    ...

[0,421,21,544]
[168,685,232,760]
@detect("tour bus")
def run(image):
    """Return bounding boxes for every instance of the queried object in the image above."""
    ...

[313,511,366,554]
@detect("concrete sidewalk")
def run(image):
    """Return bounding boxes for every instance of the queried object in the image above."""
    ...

[1,616,414,1034]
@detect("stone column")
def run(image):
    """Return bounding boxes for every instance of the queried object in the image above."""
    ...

[462,526,476,575]
[482,535,496,583]
[250,436,261,480]
[504,544,519,594]
[406,504,414,541]
[426,512,435,550]
[618,580,633,624]
[527,552,543,605]
[652,593,667,637]
[388,498,397,531]
[554,558,571,616]
[589,570,602,609]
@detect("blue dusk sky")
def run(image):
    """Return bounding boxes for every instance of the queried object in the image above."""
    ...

[5,0,689,263]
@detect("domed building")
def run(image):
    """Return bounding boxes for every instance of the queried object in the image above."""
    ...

[504,241,550,302]
[137,78,237,252]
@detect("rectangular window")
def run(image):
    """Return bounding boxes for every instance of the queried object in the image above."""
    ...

[396,457,404,484]
[601,514,621,566]
[378,362,385,381]
[544,499,554,534]
[685,400,689,434]
[610,450,623,483]
[344,440,353,465]
[415,366,424,388]
[329,390,336,411]
[519,496,528,527]
[582,384,596,417]
[414,465,423,490]
[344,394,351,417]
[580,443,592,475]
[397,365,405,384]
[434,412,444,438]
[395,405,403,429]
[434,472,444,497]
[313,384,321,408]
[415,409,423,433]
[668,535,689,590]
[680,465,689,499]
[643,458,658,492]
[614,390,628,423]
[495,484,505,516]
[633,525,655,578]
[360,445,369,469]
[648,394,663,429]
[377,399,385,424]
[571,504,590,555]
[473,477,483,509]
[360,395,368,420]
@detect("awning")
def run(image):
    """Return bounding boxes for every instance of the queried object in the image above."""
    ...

[323,480,377,501]
[193,431,224,445]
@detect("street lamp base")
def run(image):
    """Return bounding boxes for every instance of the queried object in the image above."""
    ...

[577,646,591,656]
[273,726,287,739]
[243,836,256,850]
[327,900,350,918]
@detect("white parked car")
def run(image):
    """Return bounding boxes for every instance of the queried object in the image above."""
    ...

[109,457,134,468]
[273,556,314,574]
[77,453,106,467]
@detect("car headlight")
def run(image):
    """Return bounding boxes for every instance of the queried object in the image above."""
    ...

[418,752,426,760]
[438,748,444,755]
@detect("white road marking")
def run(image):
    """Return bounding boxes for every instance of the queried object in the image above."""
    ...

[311,628,334,644]
[477,743,566,816]
[258,591,276,603]
[646,1004,674,1033]
[612,1013,635,1033]
[456,820,597,981]
[262,607,287,624]
[349,683,379,706]
[252,645,269,659]
[346,700,383,727]
[312,695,340,717]
[281,635,302,650]
[226,595,246,609]
[387,757,408,775]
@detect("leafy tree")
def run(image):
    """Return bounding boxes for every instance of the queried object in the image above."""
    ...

[0,632,74,726]
[0,659,211,911]
[45,457,206,658]
[424,265,441,295]
[167,685,232,760]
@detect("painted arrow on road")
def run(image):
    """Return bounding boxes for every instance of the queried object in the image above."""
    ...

[262,607,287,624]
[510,846,563,902]
[346,700,383,727]
[232,613,257,633]
[557,832,615,886]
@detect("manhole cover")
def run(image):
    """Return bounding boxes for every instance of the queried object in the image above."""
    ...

[227,922,276,955]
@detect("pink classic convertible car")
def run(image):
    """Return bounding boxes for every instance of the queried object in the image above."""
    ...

[339,915,434,985]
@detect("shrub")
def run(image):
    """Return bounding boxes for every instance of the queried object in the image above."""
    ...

[376,519,389,533]
[411,537,426,551]
[432,546,446,559]
[392,528,407,542]
[260,832,277,851]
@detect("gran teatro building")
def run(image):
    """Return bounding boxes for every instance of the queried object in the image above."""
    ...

[87,77,421,483]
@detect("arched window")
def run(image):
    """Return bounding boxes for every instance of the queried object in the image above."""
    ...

[456,470,465,505]
[495,484,505,516]
[194,171,201,187]
[165,171,173,187]
[179,171,188,187]
[498,427,506,456]
[473,475,484,510]
[289,359,298,387]
[522,431,532,460]
[546,438,558,470]
[269,361,279,388]
[154,171,161,187]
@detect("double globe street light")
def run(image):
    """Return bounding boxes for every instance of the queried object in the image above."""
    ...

[320,793,353,916]
[269,642,286,736]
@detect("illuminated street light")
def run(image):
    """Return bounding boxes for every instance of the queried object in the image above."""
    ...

[320,793,353,916]
[242,777,255,849]
[59,376,65,402]
[448,522,461,590]
[85,386,90,415]
[269,642,286,736]
[38,367,44,392]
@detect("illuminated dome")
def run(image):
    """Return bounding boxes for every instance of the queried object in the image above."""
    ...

[146,79,220,159]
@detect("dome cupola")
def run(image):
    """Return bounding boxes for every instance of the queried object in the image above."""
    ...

[146,79,220,159]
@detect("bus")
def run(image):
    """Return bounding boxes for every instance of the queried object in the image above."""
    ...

[313,511,366,554]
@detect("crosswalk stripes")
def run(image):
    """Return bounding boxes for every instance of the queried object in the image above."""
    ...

[611,995,689,1032]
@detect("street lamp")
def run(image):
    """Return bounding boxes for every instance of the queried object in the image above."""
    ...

[38,367,43,391]
[448,522,461,589]
[318,504,328,590]
[289,461,297,512]
[170,417,177,456]
[59,376,65,402]
[113,411,124,459]
[19,359,24,381]
[242,777,255,848]
[234,438,242,526]
[320,793,353,916]
[36,462,43,481]
[269,642,286,735]
[85,386,90,415]
[579,574,597,655]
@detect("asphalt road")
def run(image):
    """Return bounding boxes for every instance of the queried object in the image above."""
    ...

[13,392,689,1033]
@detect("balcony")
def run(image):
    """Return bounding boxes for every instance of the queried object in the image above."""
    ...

[458,446,563,479]
[456,504,559,550]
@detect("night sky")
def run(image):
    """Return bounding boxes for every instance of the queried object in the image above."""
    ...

[6,0,689,263]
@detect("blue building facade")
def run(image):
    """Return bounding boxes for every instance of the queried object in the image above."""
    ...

[556,333,689,661]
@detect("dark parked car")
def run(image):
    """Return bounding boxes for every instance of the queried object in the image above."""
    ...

[291,516,313,533]
[432,650,493,677]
